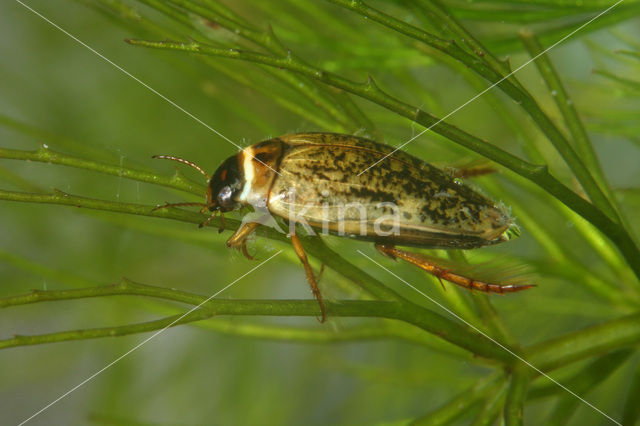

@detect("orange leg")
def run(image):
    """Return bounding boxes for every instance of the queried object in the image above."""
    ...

[291,233,326,322]
[375,243,535,294]
[225,222,260,260]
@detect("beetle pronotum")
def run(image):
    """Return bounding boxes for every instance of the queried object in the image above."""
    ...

[154,132,534,322]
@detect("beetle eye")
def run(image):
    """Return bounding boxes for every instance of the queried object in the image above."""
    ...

[217,185,233,205]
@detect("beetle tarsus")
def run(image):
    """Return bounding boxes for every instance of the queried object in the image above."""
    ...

[240,243,254,260]
[374,243,535,294]
[375,243,397,260]
[199,210,218,228]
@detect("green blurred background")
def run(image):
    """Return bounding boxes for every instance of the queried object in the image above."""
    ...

[1,1,639,425]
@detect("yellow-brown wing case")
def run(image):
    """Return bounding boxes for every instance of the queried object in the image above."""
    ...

[264,133,513,249]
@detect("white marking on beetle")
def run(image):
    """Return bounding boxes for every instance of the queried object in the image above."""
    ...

[237,147,255,203]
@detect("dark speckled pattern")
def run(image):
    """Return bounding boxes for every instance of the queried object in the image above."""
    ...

[262,133,512,249]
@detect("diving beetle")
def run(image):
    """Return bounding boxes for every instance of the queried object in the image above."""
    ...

[154,132,533,321]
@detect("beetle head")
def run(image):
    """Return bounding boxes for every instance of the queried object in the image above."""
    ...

[207,154,244,212]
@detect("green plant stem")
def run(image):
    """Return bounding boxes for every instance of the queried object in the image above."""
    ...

[0,145,392,301]
[0,187,381,302]
[425,33,635,291]
[504,366,530,426]
[0,113,151,168]
[156,0,362,132]
[411,34,635,295]
[0,145,206,196]
[485,3,640,55]
[593,69,640,91]
[0,299,416,350]
[0,299,395,350]
[195,319,465,353]
[447,250,518,347]
[527,312,640,371]
[325,0,620,224]
[482,180,631,304]
[123,38,640,280]
[3,187,640,397]
[1,249,468,357]
[413,0,516,84]
[0,188,518,362]
[556,198,638,290]
[543,349,632,426]
[97,0,339,131]
[449,4,601,23]
[622,359,640,426]
[617,49,640,60]
[471,380,509,426]
[412,373,504,426]
[519,30,616,211]
[0,278,508,361]
[122,39,541,180]
[3,144,640,367]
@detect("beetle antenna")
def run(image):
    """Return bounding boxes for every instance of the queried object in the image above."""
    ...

[153,155,211,180]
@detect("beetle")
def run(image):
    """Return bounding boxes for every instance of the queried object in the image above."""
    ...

[154,132,533,322]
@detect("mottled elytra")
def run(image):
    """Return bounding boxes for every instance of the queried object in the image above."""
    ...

[154,132,534,322]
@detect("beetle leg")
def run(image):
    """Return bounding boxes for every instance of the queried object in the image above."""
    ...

[199,210,218,228]
[290,233,326,323]
[225,222,260,260]
[374,243,535,294]
[240,243,254,261]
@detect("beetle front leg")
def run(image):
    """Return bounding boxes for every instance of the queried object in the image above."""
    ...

[290,233,326,323]
[225,222,261,260]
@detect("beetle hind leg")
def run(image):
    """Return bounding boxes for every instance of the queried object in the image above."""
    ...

[291,233,326,323]
[374,243,535,294]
